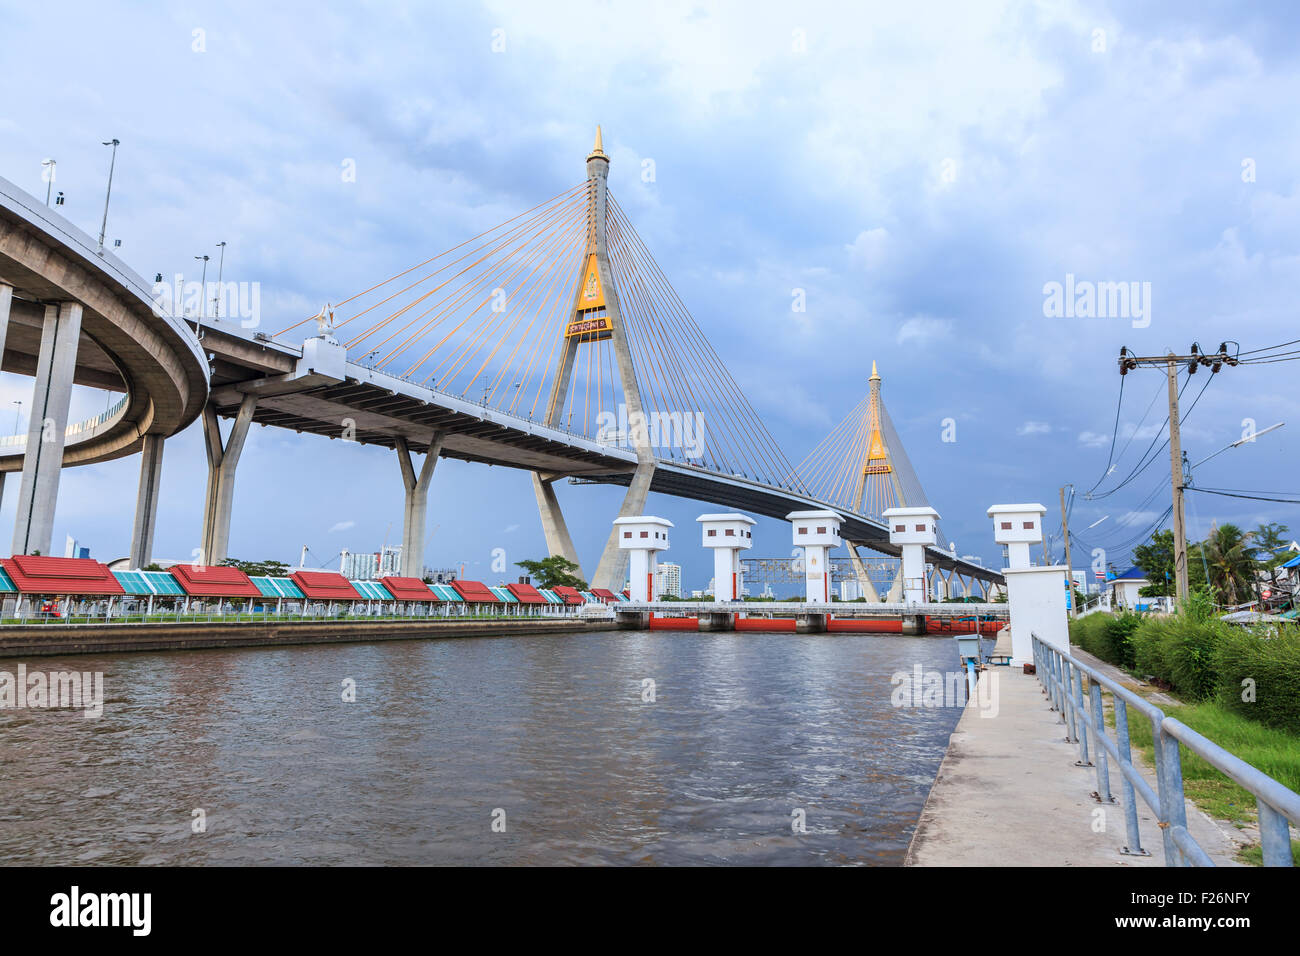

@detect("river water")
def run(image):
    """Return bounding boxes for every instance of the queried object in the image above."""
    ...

[0,630,972,865]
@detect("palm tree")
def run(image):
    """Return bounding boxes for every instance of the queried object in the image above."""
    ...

[1202,523,1256,606]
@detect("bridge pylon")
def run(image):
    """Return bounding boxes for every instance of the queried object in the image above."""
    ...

[798,362,937,602]
[541,128,656,591]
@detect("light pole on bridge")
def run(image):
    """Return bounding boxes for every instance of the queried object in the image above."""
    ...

[97,138,120,253]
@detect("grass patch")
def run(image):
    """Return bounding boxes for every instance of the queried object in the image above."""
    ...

[1237,840,1300,866]
[1119,697,1300,825]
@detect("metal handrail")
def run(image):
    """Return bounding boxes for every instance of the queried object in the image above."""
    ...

[1031,633,1299,867]
[0,395,129,448]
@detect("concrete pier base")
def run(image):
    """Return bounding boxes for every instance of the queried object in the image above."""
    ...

[697,611,735,632]
[615,609,650,630]
[794,612,828,633]
[901,614,927,635]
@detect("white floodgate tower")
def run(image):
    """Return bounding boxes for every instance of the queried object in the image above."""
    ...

[697,513,755,601]
[988,503,1069,665]
[882,506,940,603]
[786,510,843,603]
[614,516,673,602]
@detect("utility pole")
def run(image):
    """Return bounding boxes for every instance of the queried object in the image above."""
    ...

[1165,357,1188,599]
[1117,343,1238,603]
[1060,483,1074,616]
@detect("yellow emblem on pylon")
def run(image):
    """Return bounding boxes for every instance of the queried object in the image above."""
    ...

[566,252,612,340]
[580,254,605,308]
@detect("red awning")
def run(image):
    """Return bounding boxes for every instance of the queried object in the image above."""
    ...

[591,587,619,603]
[291,570,361,600]
[506,582,546,604]
[0,555,125,595]
[379,576,436,601]
[552,585,585,605]
[451,579,500,603]
[169,564,260,598]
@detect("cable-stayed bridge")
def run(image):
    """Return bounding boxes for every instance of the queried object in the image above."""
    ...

[0,132,1000,595]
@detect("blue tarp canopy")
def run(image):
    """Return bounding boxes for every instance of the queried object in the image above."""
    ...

[488,586,518,603]
[113,570,187,596]
[249,576,305,599]
[352,580,394,601]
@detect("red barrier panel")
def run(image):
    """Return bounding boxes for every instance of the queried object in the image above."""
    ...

[827,619,904,633]
[734,617,796,632]
[648,616,698,630]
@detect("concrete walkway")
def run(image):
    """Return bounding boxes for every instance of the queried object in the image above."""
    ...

[905,665,1243,866]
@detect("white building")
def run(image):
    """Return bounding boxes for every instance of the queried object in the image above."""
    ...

[657,562,683,598]
[379,546,402,577]
[341,550,379,580]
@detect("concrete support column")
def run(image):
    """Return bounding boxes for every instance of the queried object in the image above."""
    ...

[885,563,904,602]
[845,541,882,602]
[129,434,165,568]
[0,285,10,522]
[12,301,82,557]
[200,395,258,566]
[532,473,584,579]
[592,460,655,590]
[0,283,13,371]
[396,431,444,579]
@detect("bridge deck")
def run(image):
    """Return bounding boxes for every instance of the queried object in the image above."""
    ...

[198,315,1002,584]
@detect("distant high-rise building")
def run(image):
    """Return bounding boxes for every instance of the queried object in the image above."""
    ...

[378,546,402,577]
[657,562,682,598]
[341,550,379,580]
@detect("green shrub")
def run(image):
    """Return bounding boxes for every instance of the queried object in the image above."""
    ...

[1069,615,1103,655]
[1215,626,1300,734]
[1068,611,1142,668]
[1097,612,1141,669]
[1132,616,1173,684]
[1164,619,1226,701]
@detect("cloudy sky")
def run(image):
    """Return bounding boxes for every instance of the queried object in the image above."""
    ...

[1,0,1297,590]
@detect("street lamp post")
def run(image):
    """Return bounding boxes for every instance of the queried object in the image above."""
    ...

[194,255,210,319]
[213,241,227,317]
[40,159,56,206]
[97,139,120,252]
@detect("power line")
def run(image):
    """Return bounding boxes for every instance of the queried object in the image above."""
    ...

[1086,369,1201,500]
[1185,488,1300,505]
[1084,374,1126,495]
